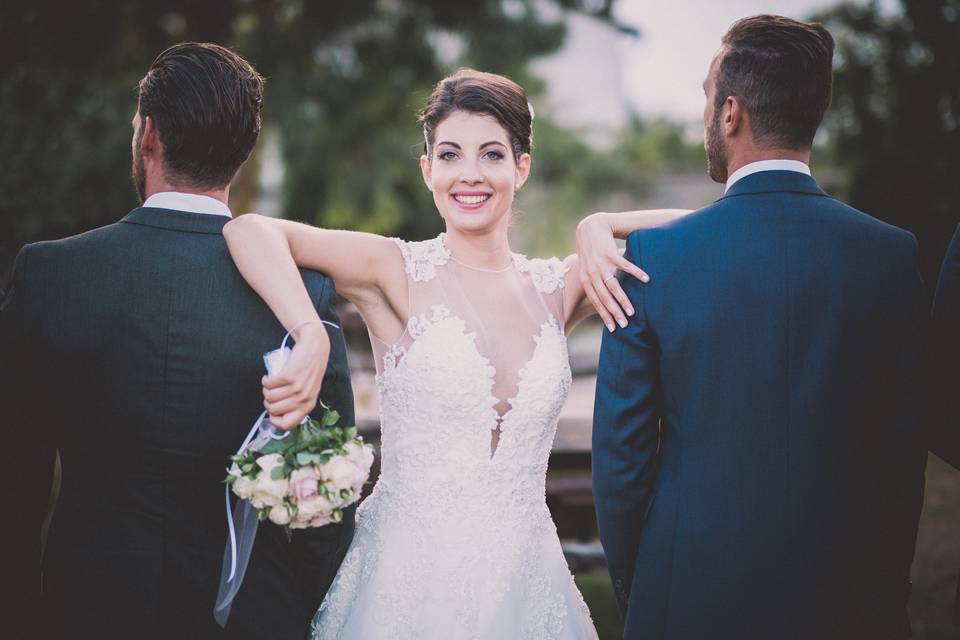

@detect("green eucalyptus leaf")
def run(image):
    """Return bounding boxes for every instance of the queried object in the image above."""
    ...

[296,452,322,466]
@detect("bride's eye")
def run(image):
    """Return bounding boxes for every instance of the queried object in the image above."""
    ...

[438,150,458,161]
[483,149,504,161]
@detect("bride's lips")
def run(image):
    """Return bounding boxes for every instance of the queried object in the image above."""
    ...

[451,191,492,211]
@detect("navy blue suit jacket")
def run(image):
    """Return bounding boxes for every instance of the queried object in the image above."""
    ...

[2,208,355,639]
[593,171,926,640]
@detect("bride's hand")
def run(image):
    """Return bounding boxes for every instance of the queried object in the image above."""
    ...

[576,212,650,329]
[262,323,330,430]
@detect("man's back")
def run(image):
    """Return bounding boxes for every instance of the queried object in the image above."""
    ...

[593,171,926,639]
[5,207,354,638]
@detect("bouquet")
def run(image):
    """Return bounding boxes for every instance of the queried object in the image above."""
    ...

[226,409,374,528]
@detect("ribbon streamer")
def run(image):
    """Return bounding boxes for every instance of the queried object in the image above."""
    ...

[213,320,339,627]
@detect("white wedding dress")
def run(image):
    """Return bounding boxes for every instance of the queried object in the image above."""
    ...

[310,234,598,640]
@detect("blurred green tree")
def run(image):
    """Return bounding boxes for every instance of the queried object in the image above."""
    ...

[0,0,637,286]
[814,0,960,295]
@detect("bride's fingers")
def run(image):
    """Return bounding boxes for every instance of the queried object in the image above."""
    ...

[269,410,304,431]
[584,284,616,332]
[264,395,302,418]
[594,277,628,328]
[263,385,290,403]
[583,282,613,331]
[604,277,635,318]
[616,256,650,283]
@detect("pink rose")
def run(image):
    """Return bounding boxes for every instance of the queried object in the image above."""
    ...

[289,466,321,503]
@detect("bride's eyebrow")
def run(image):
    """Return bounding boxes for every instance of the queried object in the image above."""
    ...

[479,141,508,149]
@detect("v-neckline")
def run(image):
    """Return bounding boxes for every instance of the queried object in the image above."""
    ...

[379,305,565,460]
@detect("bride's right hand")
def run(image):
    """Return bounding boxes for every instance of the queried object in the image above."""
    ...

[262,322,330,430]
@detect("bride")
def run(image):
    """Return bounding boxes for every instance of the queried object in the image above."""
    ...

[224,68,687,639]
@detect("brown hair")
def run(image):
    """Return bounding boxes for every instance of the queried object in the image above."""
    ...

[419,69,532,162]
[137,42,265,189]
[716,14,835,150]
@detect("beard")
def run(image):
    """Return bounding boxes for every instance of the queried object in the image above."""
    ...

[705,106,728,184]
[131,123,146,203]
[131,150,146,203]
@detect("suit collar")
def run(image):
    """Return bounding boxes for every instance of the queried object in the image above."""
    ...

[720,170,829,200]
[120,207,231,235]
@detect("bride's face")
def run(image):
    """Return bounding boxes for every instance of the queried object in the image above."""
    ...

[420,110,531,235]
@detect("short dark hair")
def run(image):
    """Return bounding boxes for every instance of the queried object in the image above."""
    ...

[717,15,835,150]
[136,42,264,189]
[419,69,533,162]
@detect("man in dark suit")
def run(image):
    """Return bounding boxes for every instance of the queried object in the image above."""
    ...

[931,226,960,469]
[2,42,354,639]
[931,225,960,626]
[592,15,926,640]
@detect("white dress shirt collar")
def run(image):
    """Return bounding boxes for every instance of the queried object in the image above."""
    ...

[142,191,232,218]
[725,160,811,193]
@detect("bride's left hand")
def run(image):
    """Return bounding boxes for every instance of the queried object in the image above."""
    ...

[576,213,649,329]
[262,322,330,430]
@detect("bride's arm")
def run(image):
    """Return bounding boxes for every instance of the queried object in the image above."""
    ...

[563,209,692,332]
[223,215,403,428]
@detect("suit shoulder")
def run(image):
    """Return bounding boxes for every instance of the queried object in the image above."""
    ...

[22,222,128,258]
[831,199,917,252]
[625,201,723,253]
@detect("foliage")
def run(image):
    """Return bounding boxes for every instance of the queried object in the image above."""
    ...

[0,0,633,287]
[517,115,704,256]
[813,0,960,294]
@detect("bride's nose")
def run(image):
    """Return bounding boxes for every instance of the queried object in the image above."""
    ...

[457,158,484,184]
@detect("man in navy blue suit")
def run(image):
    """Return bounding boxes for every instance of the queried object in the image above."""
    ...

[592,15,926,640]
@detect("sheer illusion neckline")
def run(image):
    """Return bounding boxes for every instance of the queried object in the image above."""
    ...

[440,232,522,274]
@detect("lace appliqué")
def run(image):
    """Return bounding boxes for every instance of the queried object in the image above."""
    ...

[311,243,596,639]
[407,305,451,339]
[393,236,450,282]
[513,255,569,294]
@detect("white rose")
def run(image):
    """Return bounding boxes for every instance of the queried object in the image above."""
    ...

[296,493,336,521]
[256,453,285,473]
[321,456,365,494]
[268,504,293,526]
[249,456,289,508]
[231,474,256,500]
[344,442,375,473]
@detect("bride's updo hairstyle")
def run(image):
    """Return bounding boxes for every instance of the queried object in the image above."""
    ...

[419,69,533,164]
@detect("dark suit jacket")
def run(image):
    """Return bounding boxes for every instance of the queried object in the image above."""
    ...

[593,171,926,640]
[2,207,355,639]
[930,224,960,469]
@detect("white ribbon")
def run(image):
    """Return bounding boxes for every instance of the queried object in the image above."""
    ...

[214,319,339,625]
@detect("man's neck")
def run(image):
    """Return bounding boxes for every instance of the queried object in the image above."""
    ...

[144,176,229,206]
[725,148,810,179]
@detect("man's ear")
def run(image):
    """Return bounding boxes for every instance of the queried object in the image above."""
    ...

[724,96,744,138]
[139,115,160,157]
[419,154,433,192]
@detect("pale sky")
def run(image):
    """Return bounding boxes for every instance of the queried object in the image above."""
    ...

[613,0,900,123]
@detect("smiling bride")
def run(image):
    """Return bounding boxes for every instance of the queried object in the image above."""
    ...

[223,68,687,639]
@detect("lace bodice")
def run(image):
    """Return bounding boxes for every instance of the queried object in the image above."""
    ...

[311,234,596,640]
